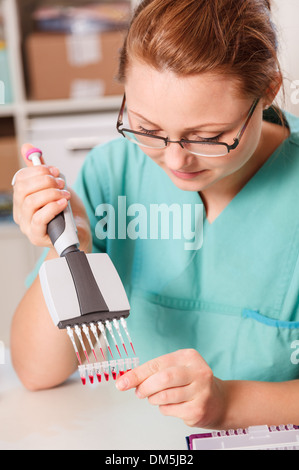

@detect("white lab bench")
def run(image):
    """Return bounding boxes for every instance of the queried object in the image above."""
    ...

[0,349,197,450]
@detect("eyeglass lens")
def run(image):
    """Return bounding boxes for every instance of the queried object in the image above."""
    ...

[122,130,229,157]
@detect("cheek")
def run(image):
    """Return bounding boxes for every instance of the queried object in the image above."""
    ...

[213,115,263,175]
[215,132,261,176]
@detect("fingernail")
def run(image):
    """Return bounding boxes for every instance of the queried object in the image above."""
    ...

[57,198,68,206]
[56,178,65,189]
[61,190,70,198]
[135,390,143,399]
[116,377,129,391]
[49,167,60,177]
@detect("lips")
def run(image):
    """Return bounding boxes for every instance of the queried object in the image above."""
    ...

[170,169,207,180]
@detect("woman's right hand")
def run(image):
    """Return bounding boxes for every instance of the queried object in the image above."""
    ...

[13,143,92,253]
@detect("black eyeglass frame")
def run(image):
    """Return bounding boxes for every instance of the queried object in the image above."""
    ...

[116,94,260,156]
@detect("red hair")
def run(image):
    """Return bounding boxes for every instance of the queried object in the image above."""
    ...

[118,0,281,100]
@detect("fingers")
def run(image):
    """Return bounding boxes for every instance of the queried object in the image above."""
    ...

[135,366,191,400]
[23,194,70,245]
[13,164,61,189]
[115,354,172,392]
[116,349,207,392]
[12,148,71,247]
[115,349,216,427]
[13,168,70,225]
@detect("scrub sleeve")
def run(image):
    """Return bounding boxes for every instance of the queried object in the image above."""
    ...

[26,110,299,383]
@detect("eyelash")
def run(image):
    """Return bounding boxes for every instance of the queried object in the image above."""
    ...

[138,125,159,136]
[137,126,223,142]
[197,134,222,143]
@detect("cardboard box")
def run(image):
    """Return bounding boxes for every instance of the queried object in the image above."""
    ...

[26,31,125,100]
[0,136,19,192]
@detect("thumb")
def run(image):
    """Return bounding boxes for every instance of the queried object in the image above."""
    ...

[21,143,45,167]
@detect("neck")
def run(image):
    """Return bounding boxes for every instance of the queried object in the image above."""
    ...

[200,120,289,224]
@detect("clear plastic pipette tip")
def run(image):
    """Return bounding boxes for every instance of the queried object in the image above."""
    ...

[113,319,128,356]
[97,321,114,359]
[82,323,98,362]
[105,320,122,358]
[74,325,90,363]
[67,326,82,365]
[90,322,106,360]
[120,317,136,355]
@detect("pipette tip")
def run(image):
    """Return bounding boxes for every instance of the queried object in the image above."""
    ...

[76,352,82,365]
[108,346,114,359]
[83,350,90,363]
[100,348,106,361]
[92,349,98,362]
[130,342,136,356]
[123,343,128,356]
[116,344,122,358]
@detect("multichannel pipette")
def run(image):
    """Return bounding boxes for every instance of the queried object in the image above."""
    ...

[25,147,138,386]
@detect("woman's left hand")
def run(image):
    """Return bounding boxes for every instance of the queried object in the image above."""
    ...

[115,349,226,428]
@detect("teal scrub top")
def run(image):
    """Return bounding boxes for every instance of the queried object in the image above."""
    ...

[28,109,299,382]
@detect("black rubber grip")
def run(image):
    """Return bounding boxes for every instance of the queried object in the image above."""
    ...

[47,212,66,246]
[64,250,109,317]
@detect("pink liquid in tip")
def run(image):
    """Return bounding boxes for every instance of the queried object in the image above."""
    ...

[100,348,106,361]
[92,349,98,361]
[76,352,82,365]
[130,342,136,356]
[122,343,128,356]
[116,345,121,358]
[83,350,90,363]
[108,346,114,359]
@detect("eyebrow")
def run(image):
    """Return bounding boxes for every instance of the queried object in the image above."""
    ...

[128,109,236,131]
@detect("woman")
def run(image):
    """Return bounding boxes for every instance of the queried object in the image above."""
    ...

[11,0,299,429]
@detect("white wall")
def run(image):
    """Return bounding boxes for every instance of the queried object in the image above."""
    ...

[272,0,299,116]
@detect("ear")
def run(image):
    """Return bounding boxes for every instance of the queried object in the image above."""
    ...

[262,72,283,109]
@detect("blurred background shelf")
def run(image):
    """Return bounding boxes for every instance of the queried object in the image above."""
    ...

[0,0,137,346]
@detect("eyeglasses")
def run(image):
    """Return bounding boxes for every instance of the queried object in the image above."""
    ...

[116,94,259,158]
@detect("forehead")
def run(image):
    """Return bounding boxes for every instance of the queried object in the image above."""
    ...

[125,61,250,128]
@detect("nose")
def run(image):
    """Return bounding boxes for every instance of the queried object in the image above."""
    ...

[163,141,194,171]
